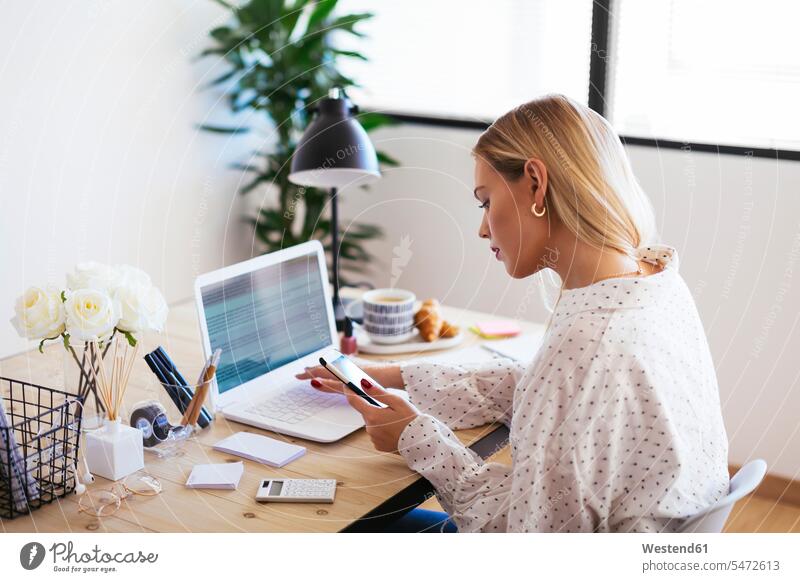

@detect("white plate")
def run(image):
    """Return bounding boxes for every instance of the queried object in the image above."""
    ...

[353,324,464,355]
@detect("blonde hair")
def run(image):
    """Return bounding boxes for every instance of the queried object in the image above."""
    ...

[472,93,658,260]
[472,94,659,331]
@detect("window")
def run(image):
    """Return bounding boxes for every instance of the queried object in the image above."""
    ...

[337,0,594,120]
[335,0,797,156]
[607,0,800,150]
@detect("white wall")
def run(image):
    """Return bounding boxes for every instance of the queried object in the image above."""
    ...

[0,1,258,357]
[1,3,797,481]
[340,124,800,480]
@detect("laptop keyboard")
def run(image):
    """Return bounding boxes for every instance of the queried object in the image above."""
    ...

[243,384,342,424]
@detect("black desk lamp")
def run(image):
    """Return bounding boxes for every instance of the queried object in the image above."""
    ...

[289,88,380,331]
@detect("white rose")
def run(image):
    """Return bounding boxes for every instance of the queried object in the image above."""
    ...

[67,261,124,295]
[115,283,168,333]
[64,288,119,342]
[10,287,66,340]
[116,264,152,289]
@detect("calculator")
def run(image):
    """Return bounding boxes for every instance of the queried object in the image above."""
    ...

[255,478,337,503]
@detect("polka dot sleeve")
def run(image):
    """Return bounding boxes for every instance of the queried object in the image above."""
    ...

[398,358,525,429]
[398,413,513,532]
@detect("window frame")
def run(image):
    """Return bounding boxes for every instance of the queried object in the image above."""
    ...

[364,0,800,162]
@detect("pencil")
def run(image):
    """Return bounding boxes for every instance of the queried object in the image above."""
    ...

[188,350,220,426]
[181,357,210,426]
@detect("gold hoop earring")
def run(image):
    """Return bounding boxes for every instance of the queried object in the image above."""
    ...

[531,201,546,217]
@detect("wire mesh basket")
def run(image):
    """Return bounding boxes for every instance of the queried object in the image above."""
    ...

[0,376,84,520]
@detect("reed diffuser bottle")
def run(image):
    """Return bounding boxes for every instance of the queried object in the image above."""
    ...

[83,335,144,481]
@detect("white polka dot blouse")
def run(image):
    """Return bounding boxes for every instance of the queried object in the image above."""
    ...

[397,244,730,532]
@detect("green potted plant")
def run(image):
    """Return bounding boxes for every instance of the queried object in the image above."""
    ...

[200,0,398,285]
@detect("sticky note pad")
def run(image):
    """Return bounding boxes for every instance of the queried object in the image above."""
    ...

[473,321,522,338]
[186,462,244,490]
[213,431,306,468]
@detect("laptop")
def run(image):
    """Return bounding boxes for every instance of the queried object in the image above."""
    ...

[193,240,365,442]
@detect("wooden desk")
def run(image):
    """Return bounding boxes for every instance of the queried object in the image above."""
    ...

[0,297,543,533]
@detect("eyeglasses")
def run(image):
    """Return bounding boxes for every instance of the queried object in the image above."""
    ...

[77,472,162,517]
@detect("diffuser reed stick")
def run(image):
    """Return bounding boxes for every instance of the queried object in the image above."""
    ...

[90,336,138,422]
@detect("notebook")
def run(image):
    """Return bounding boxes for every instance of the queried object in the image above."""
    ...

[213,432,306,468]
[410,345,497,366]
[0,397,39,510]
[481,332,545,364]
[185,462,244,490]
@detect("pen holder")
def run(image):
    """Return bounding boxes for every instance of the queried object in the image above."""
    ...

[143,348,214,430]
[84,418,144,481]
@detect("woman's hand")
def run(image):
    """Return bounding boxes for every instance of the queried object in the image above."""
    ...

[303,375,419,454]
[294,364,342,383]
[295,363,404,389]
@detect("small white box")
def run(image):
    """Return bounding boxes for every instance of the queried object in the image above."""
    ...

[84,419,144,481]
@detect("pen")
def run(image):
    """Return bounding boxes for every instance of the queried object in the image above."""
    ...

[151,349,206,421]
[144,353,185,414]
[155,346,191,387]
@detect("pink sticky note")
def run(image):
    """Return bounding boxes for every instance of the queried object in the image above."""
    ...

[476,320,521,337]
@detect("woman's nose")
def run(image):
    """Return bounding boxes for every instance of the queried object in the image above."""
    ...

[478,213,490,239]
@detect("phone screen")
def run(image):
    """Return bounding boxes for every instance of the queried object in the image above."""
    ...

[322,353,387,408]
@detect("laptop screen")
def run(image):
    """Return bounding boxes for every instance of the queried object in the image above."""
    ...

[199,251,332,395]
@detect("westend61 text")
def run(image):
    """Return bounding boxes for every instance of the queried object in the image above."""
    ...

[642,543,708,554]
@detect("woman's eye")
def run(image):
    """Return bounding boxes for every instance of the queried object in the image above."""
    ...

[478,200,490,210]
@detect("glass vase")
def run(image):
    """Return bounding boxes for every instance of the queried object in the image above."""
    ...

[62,340,114,431]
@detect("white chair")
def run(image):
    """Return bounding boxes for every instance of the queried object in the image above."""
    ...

[678,459,768,533]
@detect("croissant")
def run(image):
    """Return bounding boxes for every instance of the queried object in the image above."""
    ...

[414,299,443,342]
[439,320,460,338]
[414,299,461,341]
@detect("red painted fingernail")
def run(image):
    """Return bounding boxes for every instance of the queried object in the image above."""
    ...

[361,379,372,389]
[311,379,322,388]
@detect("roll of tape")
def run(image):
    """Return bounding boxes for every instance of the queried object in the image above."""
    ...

[130,401,173,448]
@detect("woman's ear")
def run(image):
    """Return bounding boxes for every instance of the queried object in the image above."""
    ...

[525,158,548,201]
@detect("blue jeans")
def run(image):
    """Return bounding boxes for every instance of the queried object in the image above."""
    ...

[381,508,459,533]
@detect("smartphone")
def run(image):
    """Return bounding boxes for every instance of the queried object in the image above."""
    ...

[318,350,388,408]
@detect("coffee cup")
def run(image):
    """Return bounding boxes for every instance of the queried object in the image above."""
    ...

[347,288,416,344]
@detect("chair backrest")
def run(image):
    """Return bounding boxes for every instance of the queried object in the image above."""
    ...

[678,459,767,533]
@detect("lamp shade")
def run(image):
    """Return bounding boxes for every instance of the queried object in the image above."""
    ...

[289,93,380,188]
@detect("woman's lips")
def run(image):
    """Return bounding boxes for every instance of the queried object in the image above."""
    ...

[491,246,501,260]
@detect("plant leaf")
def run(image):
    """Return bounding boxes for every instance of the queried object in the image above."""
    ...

[331,49,367,61]
[120,329,137,348]
[205,69,239,88]
[209,26,232,43]
[279,0,310,40]
[228,162,263,173]
[376,151,400,167]
[357,111,399,132]
[196,124,251,135]
[240,174,273,195]
[198,47,229,59]
[211,0,236,10]
[306,0,339,31]
[326,12,373,36]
